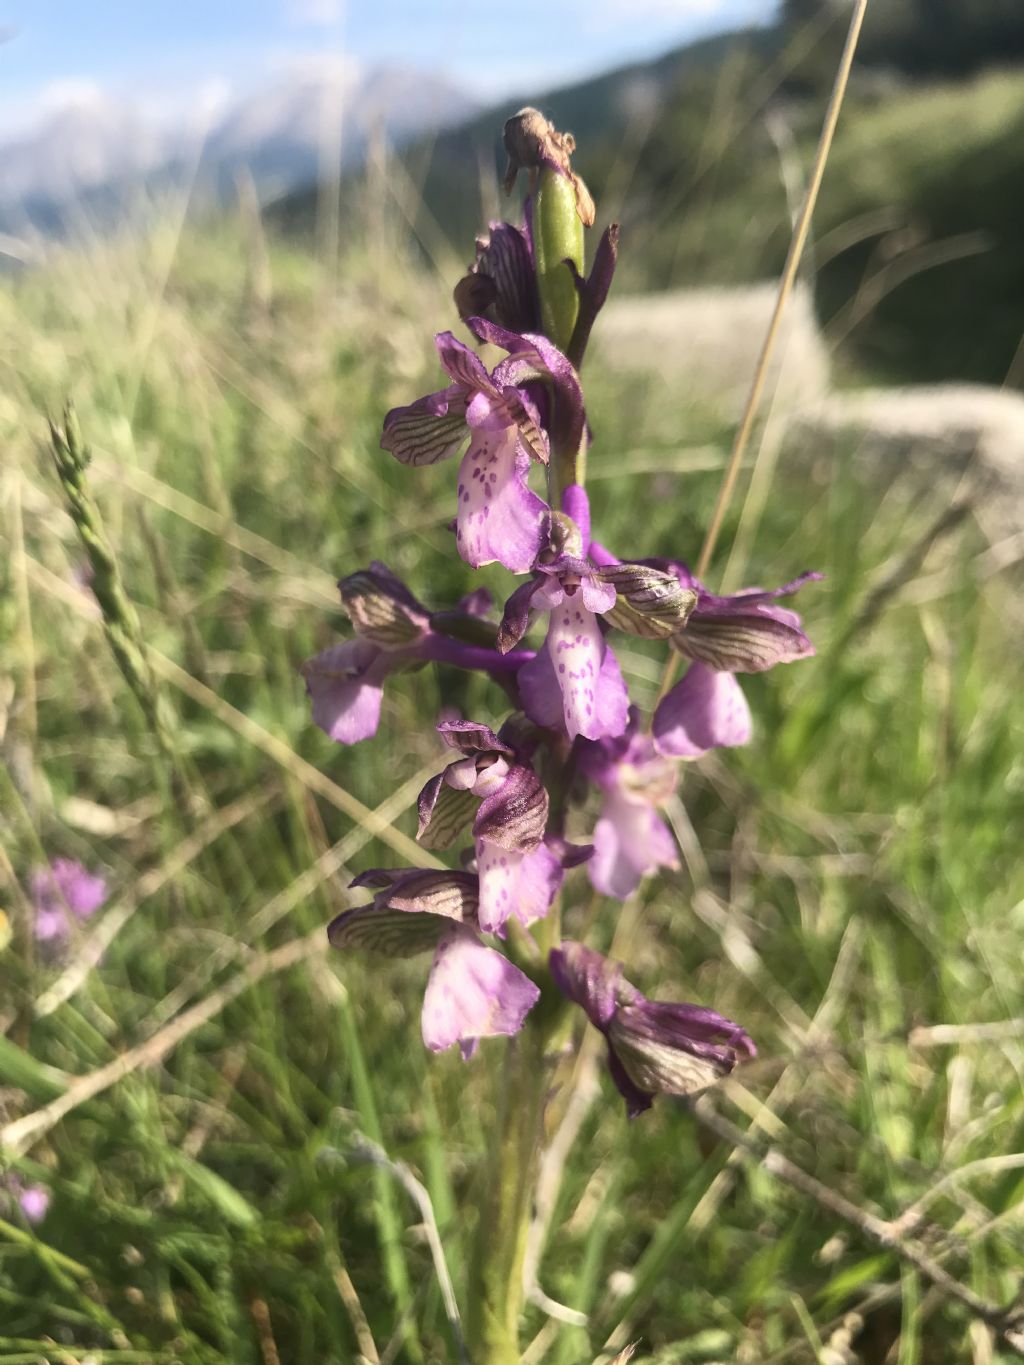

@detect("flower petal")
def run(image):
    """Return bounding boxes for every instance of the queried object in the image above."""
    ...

[327,904,455,957]
[580,574,616,615]
[548,942,622,1030]
[339,563,430,646]
[677,609,814,672]
[380,386,469,467]
[474,319,586,459]
[542,599,605,741]
[435,331,494,393]
[301,639,388,745]
[561,483,590,548]
[653,664,751,758]
[474,763,548,852]
[349,867,478,919]
[455,220,539,334]
[437,720,511,756]
[416,772,479,849]
[455,428,548,573]
[608,999,755,1098]
[606,1045,654,1118]
[497,578,540,654]
[476,839,561,932]
[598,563,698,639]
[589,796,678,900]
[421,926,540,1053]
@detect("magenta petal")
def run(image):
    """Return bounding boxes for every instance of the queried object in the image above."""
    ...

[455,429,548,573]
[592,643,631,742]
[34,908,68,943]
[517,642,564,731]
[561,483,590,547]
[653,664,752,758]
[545,599,605,741]
[380,386,469,467]
[589,797,678,900]
[580,574,615,614]
[17,1184,51,1223]
[421,925,540,1053]
[435,330,494,393]
[519,623,628,742]
[548,942,622,1030]
[476,838,561,932]
[302,639,387,744]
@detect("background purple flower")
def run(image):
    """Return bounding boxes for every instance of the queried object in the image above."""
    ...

[30,858,107,943]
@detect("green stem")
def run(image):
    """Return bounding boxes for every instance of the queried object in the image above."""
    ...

[534,167,583,355]
[465,1022,549,1362]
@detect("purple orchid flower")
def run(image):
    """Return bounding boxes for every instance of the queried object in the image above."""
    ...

[381,327,584,574]
[549,942,756,1117]
[588,541,819,758]
[495,488,693,742]
[329,869,539,1058]
[497,488,629,743]
[652,565,821,758]
[578,711,680,900]
[302,562,531,745]
[30,858,107,944]
[417,719,590,931]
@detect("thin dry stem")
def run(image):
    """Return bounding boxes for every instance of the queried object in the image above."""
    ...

[656,0,869,705]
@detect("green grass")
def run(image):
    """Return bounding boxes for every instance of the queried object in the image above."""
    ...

[0,204,1022,1365]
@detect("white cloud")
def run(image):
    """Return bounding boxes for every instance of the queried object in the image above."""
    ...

[37,78,109,114]
[287,0,345,25]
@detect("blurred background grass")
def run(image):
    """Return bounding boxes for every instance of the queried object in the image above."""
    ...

[2,3,1024,1362]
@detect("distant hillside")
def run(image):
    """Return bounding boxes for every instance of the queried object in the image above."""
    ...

[269,31,1024,388]
[0,64,478,236]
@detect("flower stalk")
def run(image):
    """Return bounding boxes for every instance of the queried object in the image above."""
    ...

[304,102,821,1363]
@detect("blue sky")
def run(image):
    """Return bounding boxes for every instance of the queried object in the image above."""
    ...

[0,0,775,134]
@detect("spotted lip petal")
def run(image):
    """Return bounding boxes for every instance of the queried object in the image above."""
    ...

[476,838,563,933]
[652,663,752,758]
[519,626,629,742]
[455,426,548,573]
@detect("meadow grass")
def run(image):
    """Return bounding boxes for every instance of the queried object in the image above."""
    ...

[1,207,1022,1365]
